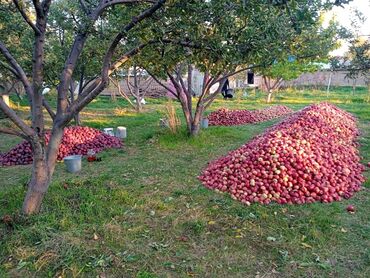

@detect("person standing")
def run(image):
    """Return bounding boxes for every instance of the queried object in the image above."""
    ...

[221,79,230,98]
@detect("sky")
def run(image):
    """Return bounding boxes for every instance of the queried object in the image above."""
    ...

[326,0,370,56]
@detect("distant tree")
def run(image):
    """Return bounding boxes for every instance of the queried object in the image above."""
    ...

[110,65,153,112]
[328,8,369,95]
[346,38,370,89]
[257,18,341,103]
[260,60,319,103]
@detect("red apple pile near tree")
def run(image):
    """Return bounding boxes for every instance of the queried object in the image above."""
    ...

[199,103,365,205]
[207,105,293,126]
[0,126,122,167]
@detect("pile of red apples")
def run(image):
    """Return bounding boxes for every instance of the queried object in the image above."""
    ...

[207,105,293,126]
[0,126,122,166]
[199,103,365,205]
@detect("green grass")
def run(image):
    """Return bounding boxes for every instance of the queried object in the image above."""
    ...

[0,86,369,277]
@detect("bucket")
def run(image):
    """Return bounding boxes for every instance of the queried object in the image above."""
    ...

[103,128,114,136]
[201,118,209,128]
[116,126,127,139]
[64,155,82,173]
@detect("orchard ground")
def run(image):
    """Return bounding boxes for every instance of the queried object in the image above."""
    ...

[0,87,369,277]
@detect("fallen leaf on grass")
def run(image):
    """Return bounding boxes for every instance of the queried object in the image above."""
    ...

[301,242,313,249]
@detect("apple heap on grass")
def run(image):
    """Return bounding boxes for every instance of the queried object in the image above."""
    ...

[0,126,122,167]
[207,105,293,126]
[199,103,365,205]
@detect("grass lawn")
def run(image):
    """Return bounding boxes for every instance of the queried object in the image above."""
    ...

[0,86,369,277]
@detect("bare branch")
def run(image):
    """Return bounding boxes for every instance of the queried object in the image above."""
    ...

[0,97,34,136]
[200,73,218,101]
[145,68,177,97]
[0,127,29,139]
[0,41,33,99]
[57,0,166,125]
[142,76,154,93]
[13,0,41,34]
[0,61,19,77]
[110,77,136,108]
[202,70,210,93]
[204,84,224,110]
[58,0,165,119]
[42,98,56,120]
[81,76,98,91]
[126,71,134,96]
[166,71,182,96]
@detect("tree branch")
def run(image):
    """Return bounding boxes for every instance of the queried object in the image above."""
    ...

[204,82,224,110]
[61,0,165,121]
[0,41,33,99]
[13,0,41,34]
[0,127,29,140]
[78,0,90,15]
[145,68,177,97]
[0,61,19,78]
[42,98,56,120]
[142,76,154,93]
[110,77,136,108]
[32,0,42,18]
[0,97,34,136]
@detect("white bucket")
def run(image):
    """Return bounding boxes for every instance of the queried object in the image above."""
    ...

[64,155,82,173]
[201,118,209,128]
[103,128,114,136]
[116,127,127,139]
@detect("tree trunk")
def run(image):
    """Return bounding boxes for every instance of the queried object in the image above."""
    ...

[74,71,85,126]
[74,113,81,126]
[266,91,273,103]
[22,127,63,215]
[190,118,201,136]
[190,106,203,136]
[352,79,356,96]
[22,139,49,214]
[326,71,332,97]
[135,96,142,112]
[183,106,193,133]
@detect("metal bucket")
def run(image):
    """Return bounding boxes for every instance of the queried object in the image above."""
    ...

[64,155,82,173]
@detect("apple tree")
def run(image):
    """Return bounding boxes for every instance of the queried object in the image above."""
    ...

[0,0,166,215]
[139,0,347,134]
